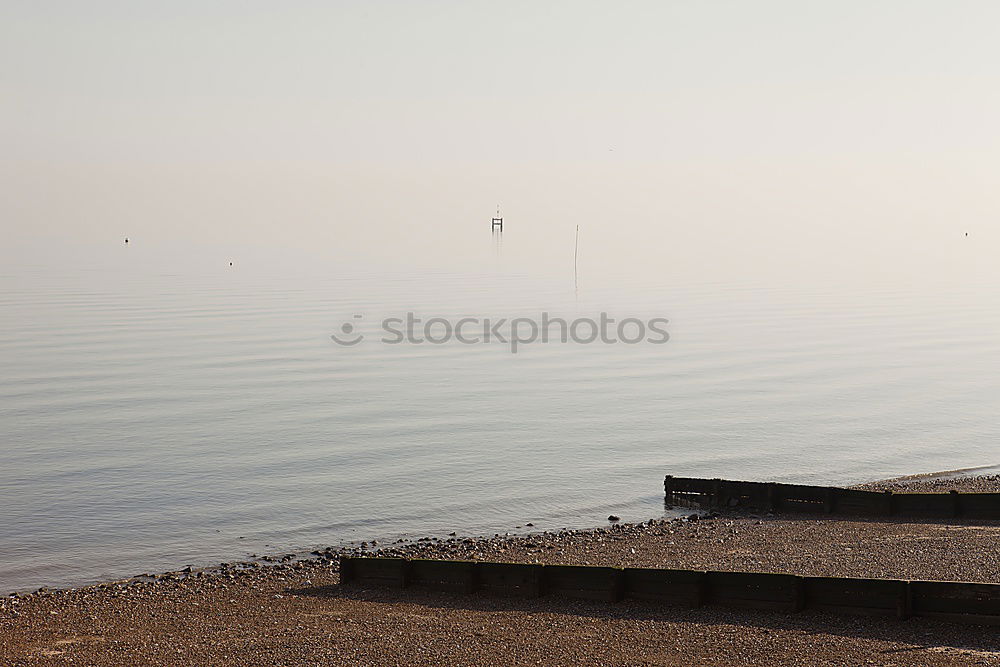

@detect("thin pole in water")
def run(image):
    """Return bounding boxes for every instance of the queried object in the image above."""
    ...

[574,225,579,294]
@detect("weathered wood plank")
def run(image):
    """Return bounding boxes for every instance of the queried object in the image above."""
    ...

[477,562,543,597]
[545,565,623,601]
[705,571,802,611]
[623,568,705,606]
[408,559,478,593]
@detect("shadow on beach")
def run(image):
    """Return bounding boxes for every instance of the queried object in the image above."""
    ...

[286,583,1000,656]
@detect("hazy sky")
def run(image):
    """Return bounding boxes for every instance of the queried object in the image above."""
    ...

[3,1,999,282]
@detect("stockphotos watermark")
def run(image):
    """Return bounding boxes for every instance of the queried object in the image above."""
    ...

[330,312,670,353]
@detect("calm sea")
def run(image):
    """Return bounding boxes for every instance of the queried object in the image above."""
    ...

[2,226,998,593]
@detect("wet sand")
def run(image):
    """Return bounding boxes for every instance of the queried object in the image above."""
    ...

[3,473,1000,665]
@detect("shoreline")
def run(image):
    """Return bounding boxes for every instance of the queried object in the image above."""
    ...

[4,470,1000,664]
[5,467,1000,600]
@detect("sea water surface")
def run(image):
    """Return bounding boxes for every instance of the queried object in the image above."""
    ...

[2,226,999,593]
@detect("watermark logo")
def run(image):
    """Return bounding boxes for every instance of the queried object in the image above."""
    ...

[329,314,364,346]
[331,312,669,353]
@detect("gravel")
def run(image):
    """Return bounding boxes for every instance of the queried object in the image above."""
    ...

[3,474,1000,665]
[853,470,1000,494]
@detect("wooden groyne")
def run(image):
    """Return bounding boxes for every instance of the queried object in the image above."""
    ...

[664,475,1000,518]
[340,557,1000,626]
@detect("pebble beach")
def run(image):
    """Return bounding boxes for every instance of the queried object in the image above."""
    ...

[3,472,1000,665]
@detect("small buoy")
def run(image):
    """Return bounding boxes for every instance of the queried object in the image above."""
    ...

[229,262,233,266]
[124,237,129,244]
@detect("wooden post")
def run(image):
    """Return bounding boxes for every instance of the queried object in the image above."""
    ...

[692,572,707,607]
[527,564,543,598]
[792,576,806,612]
[950,490,961,518]
[611,569,626,602]
[400,559,412,588]
[465,562,480,594]
[897,580,913,620]
[339,556,354,584]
